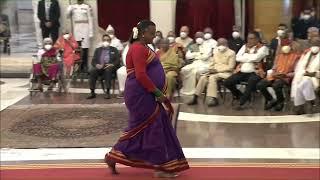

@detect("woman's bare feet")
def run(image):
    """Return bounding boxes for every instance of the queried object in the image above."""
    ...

[154,171,178,178]
[105,156,119,175]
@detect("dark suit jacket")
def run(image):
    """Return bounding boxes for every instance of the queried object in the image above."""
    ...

[228,38,245,53]
[37,0,60,29]
[0,14,10,37]
[91,46,120,71]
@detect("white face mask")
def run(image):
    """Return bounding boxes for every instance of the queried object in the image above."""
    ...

[303,14,311,20]
[281,45,291,54]
[109,34,115,39]
[217,45,227,52]
[102,41,110,47]
[311,46,320,54]
[63,34,70,40]
[168,37,175,44]
[277,30,285,37]
[44,44,52,50]
[196,38,204,45]
[180,32,187,38]
[204,33,212,40]
[232,31,240,39]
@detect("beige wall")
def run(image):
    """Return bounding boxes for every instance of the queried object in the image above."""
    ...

[254,0,293,42]
[150,0,177,36]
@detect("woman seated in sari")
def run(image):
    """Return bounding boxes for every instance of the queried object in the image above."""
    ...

[105,20,189,178]
[33,38,59,91]
[54,30,80,78]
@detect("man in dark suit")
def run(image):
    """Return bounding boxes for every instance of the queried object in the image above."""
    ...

[87,34,120,99]
[0,14,10,53]
[37,0,60,43]
[228,26,245,54]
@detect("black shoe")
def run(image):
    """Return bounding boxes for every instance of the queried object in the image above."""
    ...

[265,99,278,110]
[234,104,245,111]
[187,95,198,105]
[294,105,305,115]
[208,97,219,107]
[104,93,111,99]
[274,102,284,111]
[306,101,315,114]
[87,93,96,99]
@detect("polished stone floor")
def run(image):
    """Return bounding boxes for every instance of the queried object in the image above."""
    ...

[0,78,319,167]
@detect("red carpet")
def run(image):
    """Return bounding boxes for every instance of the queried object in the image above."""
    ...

[1,164,319,180]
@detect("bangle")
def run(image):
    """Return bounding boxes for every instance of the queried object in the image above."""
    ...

[153,89,162,97]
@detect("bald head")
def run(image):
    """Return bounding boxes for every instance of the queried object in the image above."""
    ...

[311,37,320,46]
[204,27,213,34]
[180,26,190,33]
[308,27,319,40]
[217,38,228,47]
[159,38,170,51]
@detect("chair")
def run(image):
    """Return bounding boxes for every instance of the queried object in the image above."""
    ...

[99,73,117,95]
[202,79,227,104]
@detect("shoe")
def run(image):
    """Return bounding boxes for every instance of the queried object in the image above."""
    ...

[187,95,198,105]
[306,101,315,115]
[234,104,245,111]
[207,97,219,107]
[265,99,278,110]
[294,105,305,115]
[154,171,178,178]
[86,93,96,99]
[104,93,111,99]
[274,102,284,111]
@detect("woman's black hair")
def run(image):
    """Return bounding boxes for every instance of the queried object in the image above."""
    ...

[129,20,156,44]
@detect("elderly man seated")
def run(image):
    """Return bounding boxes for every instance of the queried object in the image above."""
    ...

[297,27,319,51]
[157,38,184,99]
[33,38,60,91]
[257,41,301,111]
[180,31,212,95]
[224,31,269,109]
[203,27,217,54]
[291,37,320,114]
[188,38,236,106]
[87,34,120,99]
[175,26,193,48]
[54,30,80,78]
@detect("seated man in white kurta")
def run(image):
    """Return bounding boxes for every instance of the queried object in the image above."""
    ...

[291,37,320,114]
[180,31,212,95]
[105,24,124,52]
[116,44,129,97]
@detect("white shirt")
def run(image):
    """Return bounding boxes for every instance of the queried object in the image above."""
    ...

[111,37,124,51]
[203,38,217,55]
[185,43,212,61]
[236,44,269,73]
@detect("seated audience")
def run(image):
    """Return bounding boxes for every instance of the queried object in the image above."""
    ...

[87,34,120,99]
[175,26,193,48]
[257,41,301,111]
[33,38,59,91]
[291,37,320,114]
[224,31,269,109]
[54,30,80,78]
[116,43,129,98]
[228,25,245,53]
[105,24,124,52]
[292,8,320,40]
[188,38,236,106]
[157,38,184,99]
[203,27,217,54]
[181,31,212,95]
[297,27,319,51]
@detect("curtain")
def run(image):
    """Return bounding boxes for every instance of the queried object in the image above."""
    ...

[97,0,150,41]
[175,0,235,39]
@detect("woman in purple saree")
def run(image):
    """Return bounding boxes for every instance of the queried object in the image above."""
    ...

[105,20,189,178]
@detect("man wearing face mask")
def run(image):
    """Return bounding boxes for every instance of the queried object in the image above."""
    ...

[180,31,212,95]
[257,42,300,111]
[188,38,236,106]
[152,30,163,51]
[166,31,177,45]
[292,8,319,40]
[54,30,80,78]
[157,38,184,99]
[203,27,217,54]
[105,24,124,52]
[224,31,269,109]
[87,34,120,99]
[175,26,193,48]
[228,25,245,53]
[270,24,290,56]
[291,37,320,114]
[67,0,93,73]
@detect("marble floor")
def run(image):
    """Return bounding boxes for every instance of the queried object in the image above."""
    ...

[0,78,319,168]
